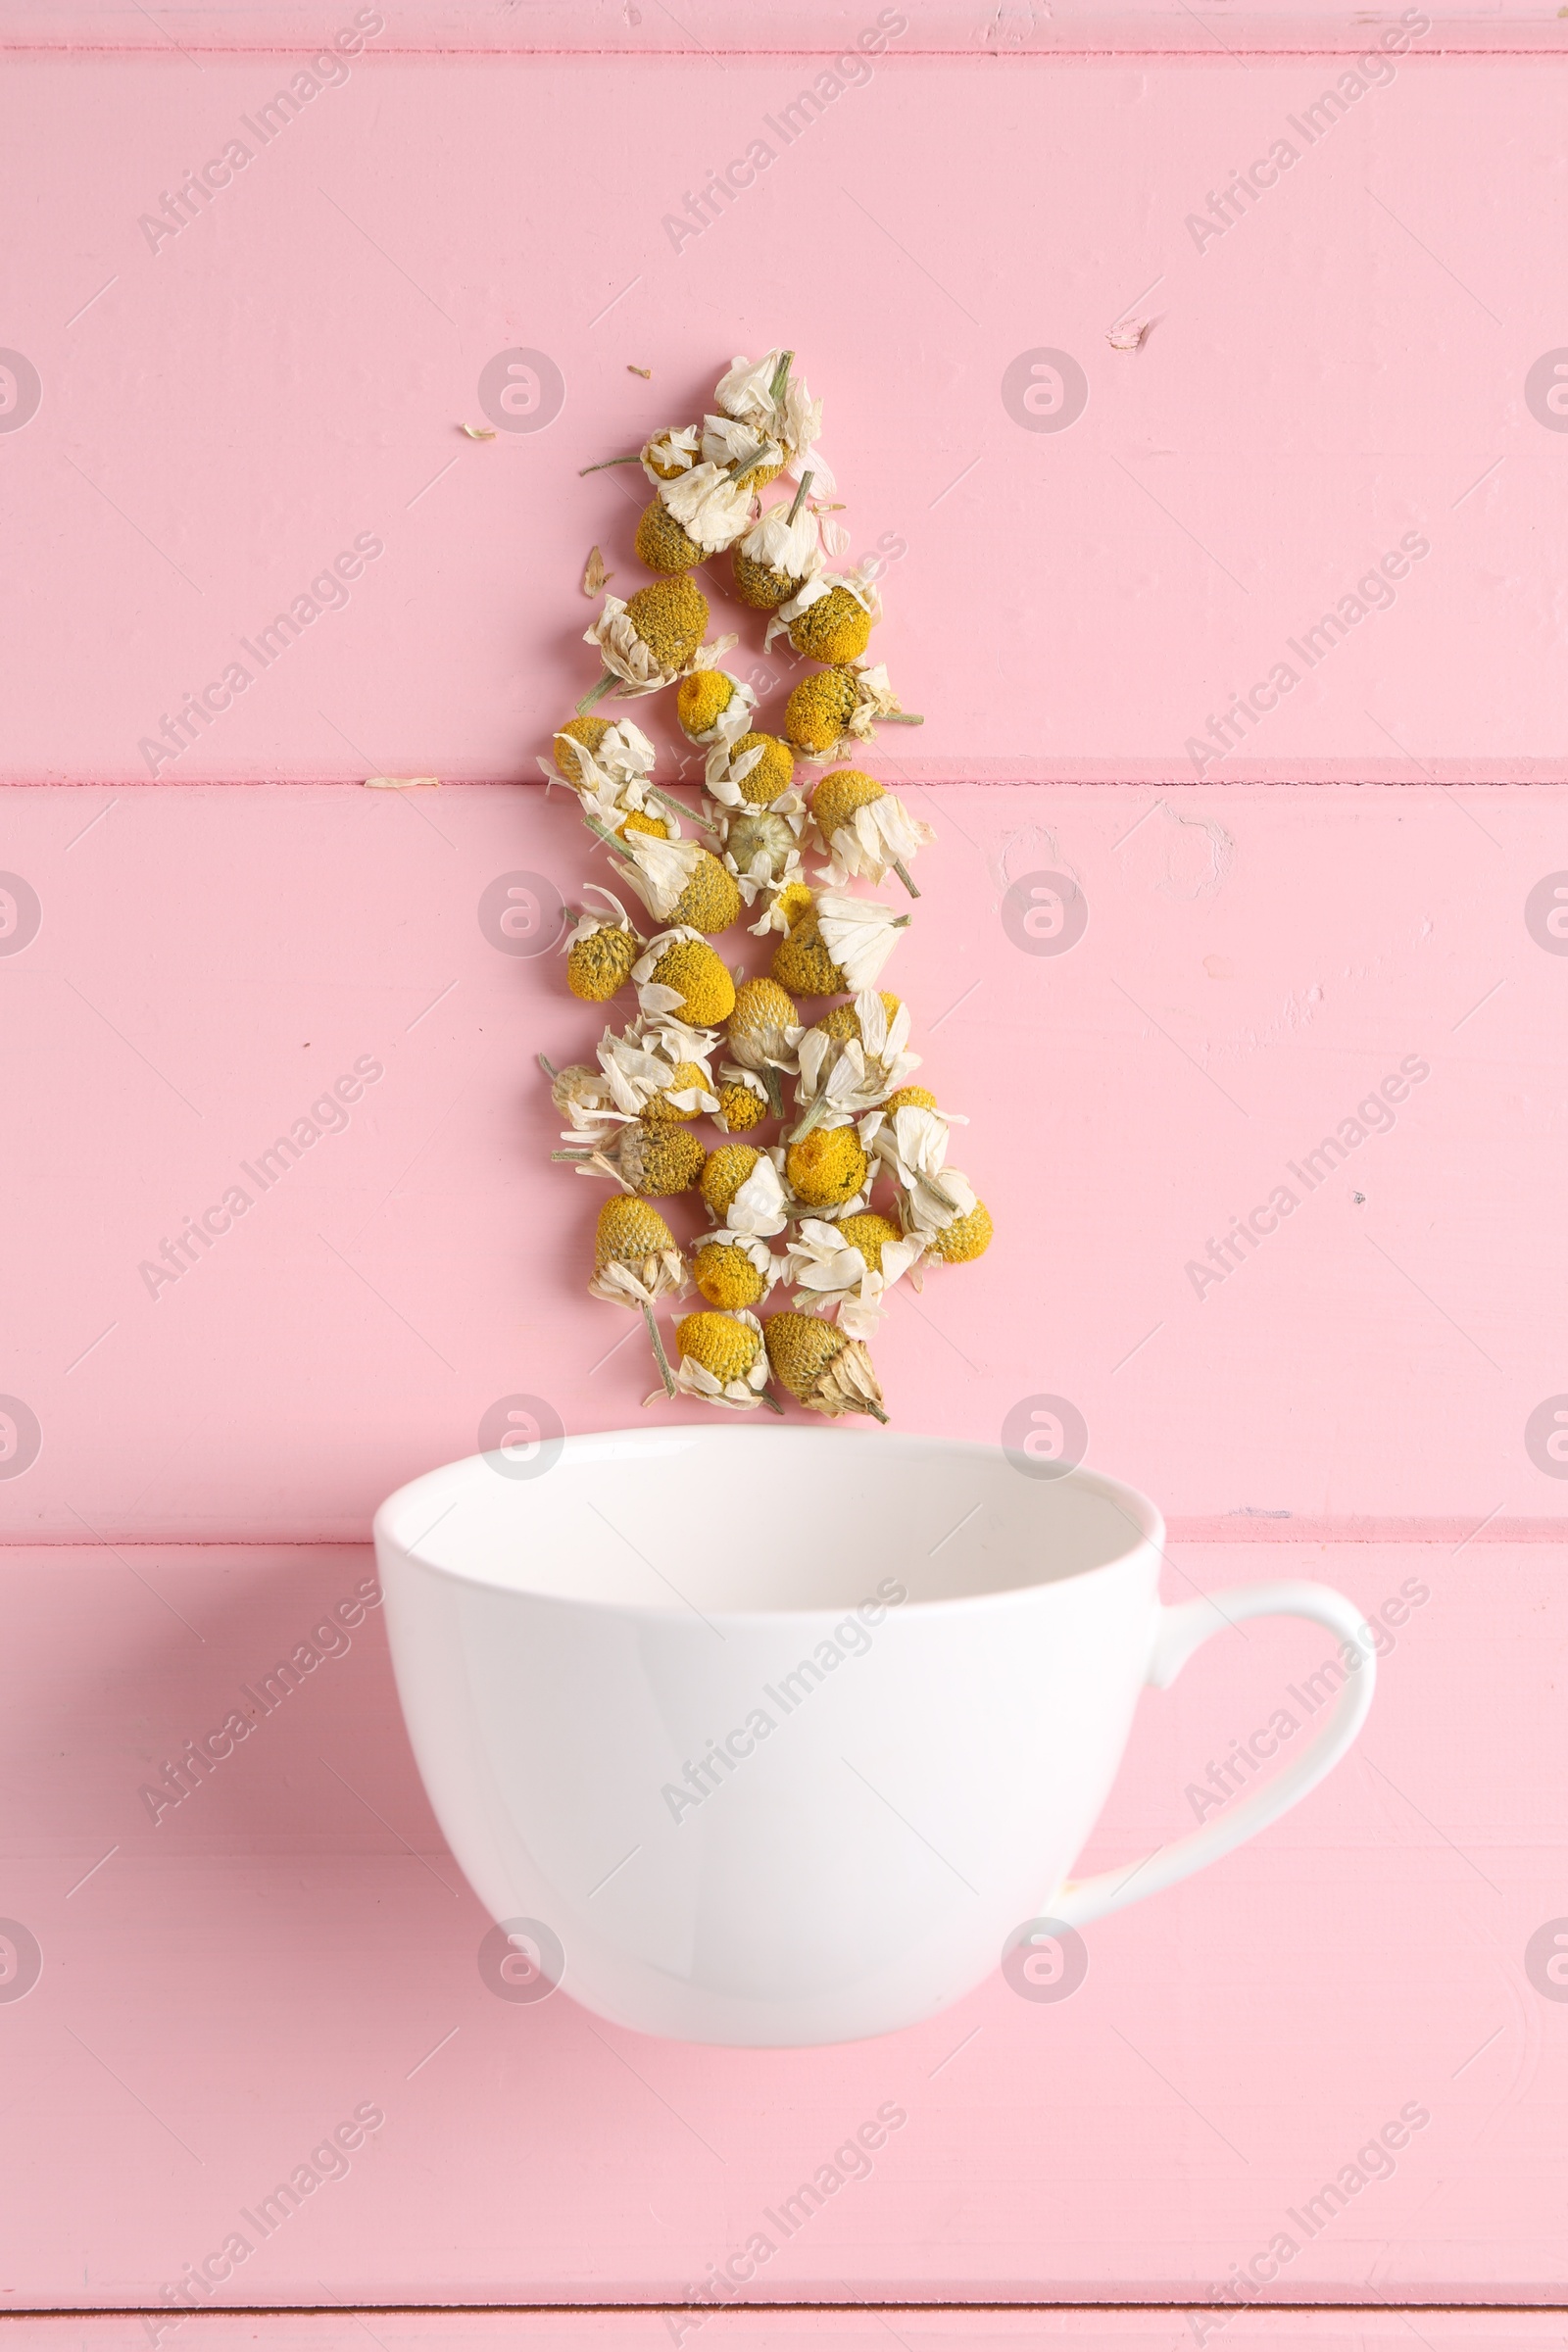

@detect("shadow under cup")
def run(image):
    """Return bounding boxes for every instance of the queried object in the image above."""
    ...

[375,1427,1167,2047]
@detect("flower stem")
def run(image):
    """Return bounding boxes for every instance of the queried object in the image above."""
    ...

[880,711,924,726]
[786,469,815,525]
[642,1301,677,1398]
[538,1054,559,1078]
[893,858,921,900]
[862,1400,890,1425]
[577,671,618,714]
[578,455,642,474]
[760,1385,786,1416]
[651,785,716,830]
[788,1093,830,1146]
[768,349,794,404]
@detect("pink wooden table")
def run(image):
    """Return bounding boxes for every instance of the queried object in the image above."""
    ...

[3,2,1566,2336]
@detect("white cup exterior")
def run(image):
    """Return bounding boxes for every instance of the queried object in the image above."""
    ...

[374,1428,1374,2047]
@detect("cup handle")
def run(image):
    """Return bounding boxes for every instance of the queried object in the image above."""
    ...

[1052,1580,1376,1932]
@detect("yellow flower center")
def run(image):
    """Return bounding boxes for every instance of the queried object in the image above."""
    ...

[810,768,883,839]
[676,669,735,738]
[789,587,873,666]
[676,1310,760,1384]
[701,1143,760,1218]
[653,939,735,1025]
[693,1241,765,1309]
[625,576,707,670]
[786,1127,867,1206]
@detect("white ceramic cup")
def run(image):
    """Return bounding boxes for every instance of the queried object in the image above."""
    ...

[375,1426,1374,2047]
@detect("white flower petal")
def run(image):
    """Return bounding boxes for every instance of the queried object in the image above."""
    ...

[814,893,909,992]
[661,461,756,554]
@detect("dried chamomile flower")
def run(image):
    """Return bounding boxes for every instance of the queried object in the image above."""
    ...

[540,713,656,795]
[783,662,923,765]
[606,832,742,936]
[710,349,830,490]
[700,1142,789,1238]
[596,1015,719,1123]
[706,729,796,809]
[632,927,737,1026]
[556,1116,706,1198]
[660,1308,778,1410]
[564,888,646,1004]
[809,768,935,899]
[582,578,728,705]
[730,478,824,611]
[589,1195,690,1399]
[763,1310,887,1423]
[640,425,701,482]
[575,762,680,845]
[726,976,804,1114]
[580,425,698,484]
[923,1200,994,1263]
[693,1233,778,1311]
[782,1213,922,1341]
[811,991,902,1046]
[713,1067,770,1134]
[652,456,758,554]
[793,988,918,1137]
[766,565,880,665]
[719,802,808,933]
[589,1196,688,1309]
[545,1055,627,1148]
[676,666,757,749]
[770,904,844,998]
[699,413,784,491]
[873,1104,979,1238]
[785,1125,868,1209]
[645,1059,719,1121]
[634,498,706,575]
[814,892,911,993]
[860,1088,967,1154]
[834,1212,915,1278]
[756,878,815,940]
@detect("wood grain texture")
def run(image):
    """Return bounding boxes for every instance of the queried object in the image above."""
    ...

[1,1539,1561,2308]
[4,2316,1568,2350]
[3,49,1566,783]
[1,779,1562,1537]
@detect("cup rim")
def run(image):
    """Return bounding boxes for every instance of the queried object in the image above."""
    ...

[373,1427,1166,1620]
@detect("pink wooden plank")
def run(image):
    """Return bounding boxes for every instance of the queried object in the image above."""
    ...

[3,2317,1568,2352]
[0,780,1563,1537]
[7,2,1568,57]
[3,51,1566,783]
[1,1539,1563,2307]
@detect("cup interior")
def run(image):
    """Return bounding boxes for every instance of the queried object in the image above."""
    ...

[376,1427,1161,1615]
